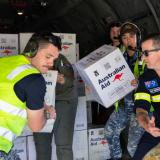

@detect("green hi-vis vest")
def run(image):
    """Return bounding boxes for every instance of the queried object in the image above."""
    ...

[115,50,145,112]
[0,55,39,153]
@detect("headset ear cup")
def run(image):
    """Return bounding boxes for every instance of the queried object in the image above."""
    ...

[23,39,38,57]
[137,30,141,49]
[22,32,62,57]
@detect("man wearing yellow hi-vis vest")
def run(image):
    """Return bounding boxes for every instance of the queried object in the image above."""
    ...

[0,32,60,159]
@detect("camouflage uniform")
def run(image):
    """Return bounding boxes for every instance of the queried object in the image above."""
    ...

[105,93,144,159]
[105,107,128,159]
[0,150,21,160]
[127,114,144,157]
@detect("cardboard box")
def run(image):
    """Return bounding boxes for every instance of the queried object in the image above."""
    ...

[43,70,57,106]
[74,96,87,131]
[12,136,27,160]
[0,34,18,57]
[73,130,88,160]
[88,128,110,160]
[54,33,77,64]
[28,136,36,160]
[75,45,135,108]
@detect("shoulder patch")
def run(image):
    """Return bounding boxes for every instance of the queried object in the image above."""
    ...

[144,79,158,89]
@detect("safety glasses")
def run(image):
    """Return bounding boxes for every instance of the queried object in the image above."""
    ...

[142,48,160,57]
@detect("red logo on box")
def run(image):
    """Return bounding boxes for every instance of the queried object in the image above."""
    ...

[112,73,123,82]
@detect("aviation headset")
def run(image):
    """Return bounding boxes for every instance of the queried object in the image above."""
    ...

[23,32,62,58]
[120,22,141,48]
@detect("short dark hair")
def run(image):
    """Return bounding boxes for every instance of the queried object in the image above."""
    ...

[120,22,140,36]
[30,32,62,50]
[109,21,121,30]
[142,32,160,48]
[23,32,62,57]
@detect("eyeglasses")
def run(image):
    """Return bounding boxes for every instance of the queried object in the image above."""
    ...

[142,48,160,57]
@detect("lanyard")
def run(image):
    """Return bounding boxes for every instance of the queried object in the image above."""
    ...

[115,52,145,112]
[134,58,145,78]
[115,101,119,112]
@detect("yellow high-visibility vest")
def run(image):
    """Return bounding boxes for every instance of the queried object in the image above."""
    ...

[0,55,39,153]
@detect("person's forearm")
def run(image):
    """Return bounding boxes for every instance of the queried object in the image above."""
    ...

[30,114,46,132]
[27,108,47,132]
[41,113,47,128]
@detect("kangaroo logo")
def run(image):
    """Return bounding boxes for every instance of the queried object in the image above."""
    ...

[112,73,123,82]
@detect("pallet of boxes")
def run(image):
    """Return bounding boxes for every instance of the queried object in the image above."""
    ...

[75,44,136,160]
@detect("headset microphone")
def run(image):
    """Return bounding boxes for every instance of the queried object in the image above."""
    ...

[127,46,137,51]
[127,46,142,61]
[127,46,141,53]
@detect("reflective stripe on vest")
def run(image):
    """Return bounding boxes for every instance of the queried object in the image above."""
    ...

[135,93,151,102]
[152,95,160,102]
[134,59,145,78]
[0,127,16,142]
[0,100,27,119]
[7,64,34,80]
[0,56,39,153]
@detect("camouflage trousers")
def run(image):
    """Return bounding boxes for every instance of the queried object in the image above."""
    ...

[0,150,21,160]
[104,106,144,159]
[128,114,144,157]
